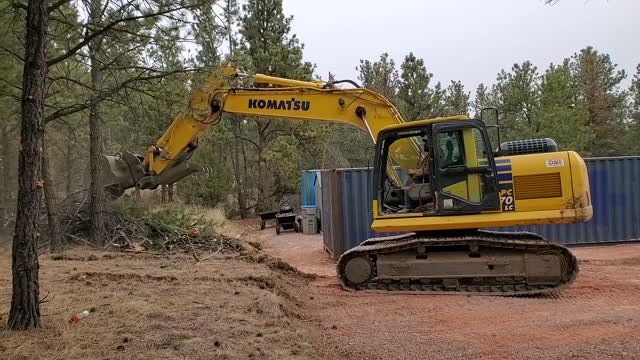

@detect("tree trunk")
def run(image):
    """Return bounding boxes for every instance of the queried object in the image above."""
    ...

[0,126,6,229]
[161,185,167,203]
[232,120,247,218]
[255,119,271,213]
[241,128,250,211]
[168,183,175,202]
[88,0,106,245]
[63,62,75,197]
[0,123,16,230]
[64,138,74,196]
[42,134,63,252]
[9,0,48,331]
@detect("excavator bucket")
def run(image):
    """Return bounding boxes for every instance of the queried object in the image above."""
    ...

[100,151,208,198]
[100,154,137,198]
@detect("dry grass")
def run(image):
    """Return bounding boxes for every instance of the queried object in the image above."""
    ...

[0,240,321,359]
[184,204,227,229]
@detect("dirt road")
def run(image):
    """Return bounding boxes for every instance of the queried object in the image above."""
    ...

[231,219,640,360]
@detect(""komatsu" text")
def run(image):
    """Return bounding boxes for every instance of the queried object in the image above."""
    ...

[248,98,310,111]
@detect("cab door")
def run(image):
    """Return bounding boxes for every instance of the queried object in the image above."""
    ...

[432,120,500,214]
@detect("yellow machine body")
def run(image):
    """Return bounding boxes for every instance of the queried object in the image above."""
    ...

[372,150,592,232]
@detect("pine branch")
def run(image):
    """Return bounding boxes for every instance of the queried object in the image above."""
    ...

[0,76,22,92]
[10,1,27,11]
[47,116,79,143]
[47,3,198,67]
[49,13,83,29]
[0,44,24,62]
[44,68,198,123]
[264,128,287,139]
[48,0,70,13]
[240,137,260,150]
[47,75,94,91]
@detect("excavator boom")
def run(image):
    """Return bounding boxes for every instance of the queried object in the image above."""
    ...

[103,68,421,196]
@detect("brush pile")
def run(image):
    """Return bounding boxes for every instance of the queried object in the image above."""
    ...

[57,192,242,256]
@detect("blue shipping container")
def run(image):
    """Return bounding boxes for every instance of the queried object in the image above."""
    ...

[318,168,405,258]
[498,157,640,245]
[312,157,640,258]
[300,170,318,207]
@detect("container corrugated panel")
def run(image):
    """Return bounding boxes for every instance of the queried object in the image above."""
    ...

[317,168,405,258]
[336,169,377,255]
[320,170,338,257]
[314,174,323,224]
[495,157,640,244]
[316,157,640,257]
[300,170,318,206]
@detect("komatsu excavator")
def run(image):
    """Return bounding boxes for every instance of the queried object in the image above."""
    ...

[103,67,592,295]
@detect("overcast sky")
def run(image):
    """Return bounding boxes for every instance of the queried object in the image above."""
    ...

[282,0,638,94]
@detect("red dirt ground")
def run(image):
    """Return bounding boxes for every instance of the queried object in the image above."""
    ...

[225,219,640,360]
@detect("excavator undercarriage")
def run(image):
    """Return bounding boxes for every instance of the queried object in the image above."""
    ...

[337,230,578,295]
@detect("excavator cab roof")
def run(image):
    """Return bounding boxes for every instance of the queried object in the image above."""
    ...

[379,115,470,133]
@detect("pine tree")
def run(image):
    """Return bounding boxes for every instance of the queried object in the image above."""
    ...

[472,83,502,148]
[357,53,400,101]
[191,1,236,67]
[569,47,627,156]
[397,53,443,120]
[626,65,640,154]
[87,0,107,245]
[239,0,314,211]
[240,0,313,78]
[538,61,590,152]
[443,80,470,116]
[632,65,640,121]
[9,0,49,331]
[491,61,541,141]
[473,83,491,118]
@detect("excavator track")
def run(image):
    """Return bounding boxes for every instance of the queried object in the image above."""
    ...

[337,230,578,296]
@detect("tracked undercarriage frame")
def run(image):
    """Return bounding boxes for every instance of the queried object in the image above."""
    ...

[337,230,578,296]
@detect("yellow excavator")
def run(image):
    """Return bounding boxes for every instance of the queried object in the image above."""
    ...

[103,67,592,295]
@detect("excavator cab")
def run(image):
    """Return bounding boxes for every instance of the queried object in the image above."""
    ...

[376,118,500,216]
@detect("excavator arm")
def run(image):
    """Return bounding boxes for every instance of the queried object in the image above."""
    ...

[103,67,421,196]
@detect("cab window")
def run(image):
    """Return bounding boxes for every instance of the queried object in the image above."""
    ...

[435,127,490,206]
